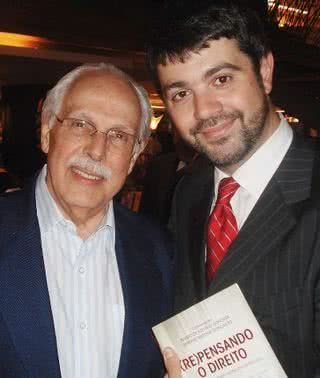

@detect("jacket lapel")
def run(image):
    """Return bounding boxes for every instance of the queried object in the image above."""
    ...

[208,134,315,294]
[0,182,61,376]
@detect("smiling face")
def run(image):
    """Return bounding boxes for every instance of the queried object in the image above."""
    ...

[157,38,279,173]
[41,71,141,222]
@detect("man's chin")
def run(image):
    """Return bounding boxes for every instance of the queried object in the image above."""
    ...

[200,143,242,166]
[63,190,103,208]
[195,138,229,158]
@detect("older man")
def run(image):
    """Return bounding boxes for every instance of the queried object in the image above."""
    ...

[0,63,173,378]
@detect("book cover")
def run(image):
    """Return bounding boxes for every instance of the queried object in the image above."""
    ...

[153,284,287,377]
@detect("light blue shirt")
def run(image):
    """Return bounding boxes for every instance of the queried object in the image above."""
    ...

[36,165,124,378]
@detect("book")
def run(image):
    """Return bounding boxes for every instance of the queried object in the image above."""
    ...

[152,284,287,377]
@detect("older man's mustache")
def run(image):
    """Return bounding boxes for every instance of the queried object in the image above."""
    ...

[68,156,112,179]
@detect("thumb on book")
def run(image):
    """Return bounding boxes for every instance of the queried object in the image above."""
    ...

[163,347,181,378]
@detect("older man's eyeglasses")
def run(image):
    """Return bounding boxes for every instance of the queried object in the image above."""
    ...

[54,115,139,151]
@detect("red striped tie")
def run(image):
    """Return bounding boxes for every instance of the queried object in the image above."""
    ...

[206,177,240,283]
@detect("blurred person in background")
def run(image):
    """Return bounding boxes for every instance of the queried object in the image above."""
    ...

[140,128,196,225]
[0,161,20,193]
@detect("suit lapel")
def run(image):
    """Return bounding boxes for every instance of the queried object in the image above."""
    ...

[0,184,61,376]
[116,224,137,378]
[208,134,315,294]
[208,177,296,293]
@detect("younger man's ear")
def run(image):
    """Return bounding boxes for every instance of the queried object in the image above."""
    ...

[260,52,274,95]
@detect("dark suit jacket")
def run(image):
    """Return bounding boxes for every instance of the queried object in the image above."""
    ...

[140,152,180,225]
[0,176,173,378]
[171,133,320,377]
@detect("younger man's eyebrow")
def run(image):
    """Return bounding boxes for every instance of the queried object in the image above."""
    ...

[204,63,241,80]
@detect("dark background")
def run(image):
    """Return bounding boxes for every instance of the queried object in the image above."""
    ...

[0,0,318,181]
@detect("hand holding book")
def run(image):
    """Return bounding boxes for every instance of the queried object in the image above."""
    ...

[163,347,181,378]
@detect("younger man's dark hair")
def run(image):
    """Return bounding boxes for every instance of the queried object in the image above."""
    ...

[147,1,271,94]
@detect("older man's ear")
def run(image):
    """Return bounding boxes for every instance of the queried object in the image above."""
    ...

[128,139,148,174]
[40,122,51,154]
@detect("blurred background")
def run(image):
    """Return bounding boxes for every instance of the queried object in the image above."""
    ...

[0,0,318,217]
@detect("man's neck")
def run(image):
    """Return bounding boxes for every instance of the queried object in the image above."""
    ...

[53,198,107,240]
[67,208,106,240]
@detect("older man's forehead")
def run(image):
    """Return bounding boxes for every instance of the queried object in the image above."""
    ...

[64,72,140,107]
[59,71,141,129]
[72,71,132,91]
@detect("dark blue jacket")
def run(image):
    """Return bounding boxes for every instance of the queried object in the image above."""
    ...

[0,176,174,377]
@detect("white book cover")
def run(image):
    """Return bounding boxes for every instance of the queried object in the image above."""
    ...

[153,284,287,377]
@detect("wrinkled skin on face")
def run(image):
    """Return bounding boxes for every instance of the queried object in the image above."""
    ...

[41,72,142,238]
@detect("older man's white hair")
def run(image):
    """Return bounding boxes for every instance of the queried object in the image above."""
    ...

[41,63,153,143]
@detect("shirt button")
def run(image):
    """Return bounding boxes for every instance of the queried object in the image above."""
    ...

[79,266,85,274]
[80,322,87,330]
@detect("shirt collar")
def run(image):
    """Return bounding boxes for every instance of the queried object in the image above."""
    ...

[36,165,114,234]
[215,113,293,198]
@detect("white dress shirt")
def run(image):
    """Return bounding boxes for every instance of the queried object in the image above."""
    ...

[36,166,124,378]
[214,114,293,230]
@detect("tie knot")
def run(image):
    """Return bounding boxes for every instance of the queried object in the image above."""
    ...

[216,177,239,205]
